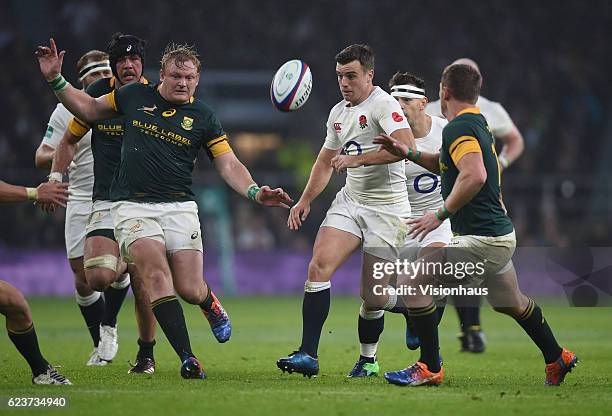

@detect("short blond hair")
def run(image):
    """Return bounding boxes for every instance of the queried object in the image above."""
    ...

[160,43,202,73]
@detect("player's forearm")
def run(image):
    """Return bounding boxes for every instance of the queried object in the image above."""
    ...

[51,138,77,176]
[215,153,259,197]
[52,84,103,123]
[412,152,441,174]
[34,146,55,170]
[300,159,333,203]
[443,171,485,214]
[0,181,31,203]
[498,126,524,169]
[356,149,403,166]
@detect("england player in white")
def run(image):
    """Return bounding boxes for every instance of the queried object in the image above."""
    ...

[426,58,525,352]
[34,50,121,366]
[277,44,418,377]
[344,72,454,377]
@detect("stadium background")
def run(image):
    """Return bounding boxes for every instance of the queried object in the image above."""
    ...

[0,0,610,299]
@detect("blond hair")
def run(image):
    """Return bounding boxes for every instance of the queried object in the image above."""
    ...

[160,43,201,73]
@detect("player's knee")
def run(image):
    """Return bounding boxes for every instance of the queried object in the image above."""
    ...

[175,283,205,305]
[307,259,332,282]
[84,254,119,291]
[5,294,32,327]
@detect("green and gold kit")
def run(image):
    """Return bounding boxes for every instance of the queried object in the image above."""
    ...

[105,82,231,202]
[68,77,148,201]
[439,107,514,237]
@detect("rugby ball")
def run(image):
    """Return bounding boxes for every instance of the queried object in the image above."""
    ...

[270,59,312,112]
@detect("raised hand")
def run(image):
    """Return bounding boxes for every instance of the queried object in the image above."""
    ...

[35,38,65,81]
[36,181,69,207]
[256,185,293,209]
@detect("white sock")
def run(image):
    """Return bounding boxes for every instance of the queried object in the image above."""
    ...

[75,291,101,307]
[360,343,378,359]
[110,273,130,290]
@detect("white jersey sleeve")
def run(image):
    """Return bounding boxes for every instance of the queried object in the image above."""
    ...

[427,96,514,138]
[41,104,94,202]
[475,96,514,137]
[323,102,345,150]
[373,95,411,135]
[41,104,71,149]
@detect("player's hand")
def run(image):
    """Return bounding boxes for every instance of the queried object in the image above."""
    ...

[38,201,57,213]
[256,185,293,209]
[287,199,311,230]
[373,133,409,159]
[35,181,69,207]
[35,38,65,81]
[330,155,361,173]
[406,211,442,242]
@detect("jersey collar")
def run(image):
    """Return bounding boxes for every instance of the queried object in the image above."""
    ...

[457,107,480,116]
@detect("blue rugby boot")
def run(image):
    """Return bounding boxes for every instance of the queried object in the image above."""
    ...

[277,351,319,377]
[384,361,443,387]
[347,357,380,378]
[202,291,231,343]
[180,356,206,379]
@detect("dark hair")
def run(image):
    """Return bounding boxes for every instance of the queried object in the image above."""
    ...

[106,32,146,77]
[441,64,481,103]
[388,71,425,90]
[335,44,375,70]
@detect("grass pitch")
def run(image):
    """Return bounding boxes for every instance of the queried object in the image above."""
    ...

[0,297,610,415]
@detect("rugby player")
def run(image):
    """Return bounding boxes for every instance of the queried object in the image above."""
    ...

[374,64,576,387]
[0,180,71,384]
[276,44,418,377]
[347,72,452,377]
[48,35,158,373]
[427,58,525,352]
[37,39,292,379]
[35,49,124,367]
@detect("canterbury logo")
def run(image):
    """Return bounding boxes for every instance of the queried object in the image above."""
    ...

[138,104,157,113]
[126,45,132,52]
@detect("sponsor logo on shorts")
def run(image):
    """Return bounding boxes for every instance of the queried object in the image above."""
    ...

[128,220,143,235]
[191,231,199,240]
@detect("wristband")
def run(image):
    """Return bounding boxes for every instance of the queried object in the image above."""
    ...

[435,206,451,221]
[406,148,421,162]
[26,187,38,201]
[499,155,509,169]
[48,172,62,182]
[246,184,260,201]
[47,74,69,92]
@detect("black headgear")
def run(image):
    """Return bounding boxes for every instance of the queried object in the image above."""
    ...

[107,33,146,78]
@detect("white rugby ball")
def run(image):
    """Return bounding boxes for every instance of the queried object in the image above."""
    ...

[270,59,312,112]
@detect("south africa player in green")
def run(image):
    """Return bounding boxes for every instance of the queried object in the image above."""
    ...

[373,64,577,387]
[37,39,293,379]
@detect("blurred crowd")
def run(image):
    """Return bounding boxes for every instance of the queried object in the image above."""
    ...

[0,0,610,251]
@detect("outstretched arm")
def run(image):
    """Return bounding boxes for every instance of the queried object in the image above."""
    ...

[373,133,441,174]
[36,38,117,123]
[330,127,416,172]
[50,128,83,178]
[213,151,293,208]
[0,180,69,206]
[287,146,339,230]
[497,124,524,171]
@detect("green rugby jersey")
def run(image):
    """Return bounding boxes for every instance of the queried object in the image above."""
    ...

[106,82,231,202]
[439,107,514,237]
[68,77,148,201]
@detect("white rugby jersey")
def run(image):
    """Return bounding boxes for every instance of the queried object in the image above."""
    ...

[324,87,411,205]
[41,103,94,202]
[405,116,447,216]
[426,95,513,137]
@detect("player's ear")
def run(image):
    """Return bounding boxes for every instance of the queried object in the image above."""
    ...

[159,68,164,82]
[367,69,374,84]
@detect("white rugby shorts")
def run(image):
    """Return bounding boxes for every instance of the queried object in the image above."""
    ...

[321,189,411,261]
[65,200,92,259]
[111,201,203,262]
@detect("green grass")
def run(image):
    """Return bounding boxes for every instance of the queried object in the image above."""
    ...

[1,297,611,415]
